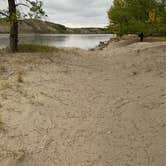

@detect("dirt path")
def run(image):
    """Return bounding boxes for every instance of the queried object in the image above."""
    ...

[0,41,166,166]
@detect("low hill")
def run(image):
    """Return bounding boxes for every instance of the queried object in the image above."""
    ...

[0,19,106,34]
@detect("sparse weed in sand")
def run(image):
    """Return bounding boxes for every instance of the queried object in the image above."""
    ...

[14,65,24,83]
[1,93,8,99]
[0,66,6,73]
[0,115,5,132]
[16,70,23,83]
[0,81,12,90]
[14,150,26,162]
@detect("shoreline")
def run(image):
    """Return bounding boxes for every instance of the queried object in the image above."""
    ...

[93,36,166,51]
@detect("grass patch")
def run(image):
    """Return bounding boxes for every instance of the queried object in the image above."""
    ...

[110,35,138,42]
[17,44,61,53]
[111,35,166,42]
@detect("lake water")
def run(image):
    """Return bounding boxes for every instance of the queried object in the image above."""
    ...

[0,34,115,50]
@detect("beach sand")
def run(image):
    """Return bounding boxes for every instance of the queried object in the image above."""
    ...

[0,41,166,166]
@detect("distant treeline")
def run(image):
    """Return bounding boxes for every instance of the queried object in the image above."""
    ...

[107,0,166,36]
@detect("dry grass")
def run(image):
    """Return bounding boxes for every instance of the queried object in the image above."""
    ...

[1,44,66,55]
[17,44,61,53]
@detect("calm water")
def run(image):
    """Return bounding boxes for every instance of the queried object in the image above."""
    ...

[0,34,115,50]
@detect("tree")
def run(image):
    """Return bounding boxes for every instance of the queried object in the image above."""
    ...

[107,0,166,36]
[0,0,46,52]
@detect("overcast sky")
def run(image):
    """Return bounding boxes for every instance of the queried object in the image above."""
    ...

[0,0,112,28]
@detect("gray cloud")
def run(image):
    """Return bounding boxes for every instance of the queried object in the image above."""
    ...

[0,0,112,27]
[44,0,112,27]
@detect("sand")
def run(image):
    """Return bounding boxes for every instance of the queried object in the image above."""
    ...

[0,41,166,166]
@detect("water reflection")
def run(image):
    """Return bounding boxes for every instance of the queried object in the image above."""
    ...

[0,34,115,50]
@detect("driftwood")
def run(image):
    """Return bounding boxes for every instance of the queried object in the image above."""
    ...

[90,41,110,51]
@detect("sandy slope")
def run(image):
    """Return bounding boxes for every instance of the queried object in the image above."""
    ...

[0,41,166,166]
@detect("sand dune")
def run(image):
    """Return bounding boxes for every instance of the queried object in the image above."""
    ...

[0,41,166,166]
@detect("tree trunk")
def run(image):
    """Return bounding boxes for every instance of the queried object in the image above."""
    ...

[8,0,18,52]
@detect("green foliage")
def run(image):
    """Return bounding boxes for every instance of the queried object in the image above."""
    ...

[108,0,166,36]
[0,1,46,20]
[0,18,10,26]
[26,0,46,19]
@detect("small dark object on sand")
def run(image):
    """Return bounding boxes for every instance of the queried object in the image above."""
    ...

[138,32,144,42]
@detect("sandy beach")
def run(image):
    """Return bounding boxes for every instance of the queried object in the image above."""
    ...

[0,40,166,166]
